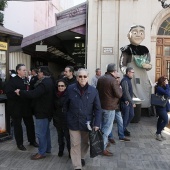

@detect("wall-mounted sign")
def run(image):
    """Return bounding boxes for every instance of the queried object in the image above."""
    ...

[0,103,6,134]
[0,42,7,51]
[103,47,113,55]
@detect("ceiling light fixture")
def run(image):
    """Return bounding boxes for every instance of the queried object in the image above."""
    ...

[75,36,81,39]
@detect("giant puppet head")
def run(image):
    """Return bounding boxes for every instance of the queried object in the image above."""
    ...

[127,25,145,46]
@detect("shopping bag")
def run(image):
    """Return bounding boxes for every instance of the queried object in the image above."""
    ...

[89,129,104,158]
[151,94,167,107]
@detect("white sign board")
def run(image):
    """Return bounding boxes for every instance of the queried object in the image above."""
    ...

[103,47,113,55]
[0,103,6,133]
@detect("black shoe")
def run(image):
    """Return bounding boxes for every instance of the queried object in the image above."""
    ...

[30,142,39,147]
[75,169,81,170]
[81,159,85,167]
[124,131,130,137]
[58,151,63,157]
[17,145,26,151]
[125,128,130,134]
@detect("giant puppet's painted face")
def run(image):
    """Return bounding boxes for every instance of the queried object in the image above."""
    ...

[127,25,145,46]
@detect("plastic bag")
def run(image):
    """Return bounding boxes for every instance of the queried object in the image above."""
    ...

[89,129,104,158]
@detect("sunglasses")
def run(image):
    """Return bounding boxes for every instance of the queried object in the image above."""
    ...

[78,75,87,78]
[58,85,65,87]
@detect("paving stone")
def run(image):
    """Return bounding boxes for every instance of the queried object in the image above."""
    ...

[0,116,170,170]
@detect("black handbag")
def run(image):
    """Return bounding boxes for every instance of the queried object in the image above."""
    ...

[89,129,104,158]
[151,94,167,107]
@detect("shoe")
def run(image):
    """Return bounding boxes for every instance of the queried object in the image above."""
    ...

[81,159,85,167]
[30,142,39,147]
[17,145,26,151]
[75,169,81,170]
[119,137,130,142]
[46,151,51,153]
[155,134,162,141]
[124,131,130,137]
[108,138,116,144]
[125,128,130,134]
[160,134,166,140]
[31,153,46,160]
[103,150,113,156]
[58,151,63,157]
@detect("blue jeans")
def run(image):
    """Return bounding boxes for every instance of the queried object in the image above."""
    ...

[156,110,168,134]
[36,118,51,156]
[108,111,125,139]
[101,110,115,150]
[121,103,134,131]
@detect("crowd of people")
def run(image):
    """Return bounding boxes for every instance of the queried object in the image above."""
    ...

[4,63,170,170]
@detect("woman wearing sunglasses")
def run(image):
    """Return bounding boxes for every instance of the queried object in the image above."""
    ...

[53,79,70,157]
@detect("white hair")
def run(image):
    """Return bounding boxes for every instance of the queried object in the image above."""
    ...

[76,68,89,76]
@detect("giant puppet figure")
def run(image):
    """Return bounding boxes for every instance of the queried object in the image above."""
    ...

[119,25,152,108]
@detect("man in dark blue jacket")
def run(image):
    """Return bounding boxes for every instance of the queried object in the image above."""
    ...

[15,66,55,160]
[121,67,136,136]
[64,68,101,170]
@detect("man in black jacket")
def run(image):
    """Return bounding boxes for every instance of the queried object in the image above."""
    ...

[29,68,38,90]
[15,66,55,160]
[63,66,77,85]
[5,64,38,151]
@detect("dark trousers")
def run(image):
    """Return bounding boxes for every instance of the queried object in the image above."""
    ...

[12,116,36,146]
[121,102,134,131]
[56,127,70,152]
[156,110,168,134]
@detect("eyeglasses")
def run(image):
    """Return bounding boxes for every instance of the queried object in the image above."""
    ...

[78,75,88,78]
[58,85,65,87]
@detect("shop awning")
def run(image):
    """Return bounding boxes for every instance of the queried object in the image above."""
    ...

[21,2,86,66]
[0,25,23,46]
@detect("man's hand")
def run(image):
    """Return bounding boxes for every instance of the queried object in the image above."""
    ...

[93,126,99,131]
[133,104,136,107]
[15,89,20,96]
[142,63,152,69]
[125,101,129,106]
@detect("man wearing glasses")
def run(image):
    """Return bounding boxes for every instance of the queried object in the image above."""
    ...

[64,68,101,170]
[15,66,55,160]
[121,67,136,136]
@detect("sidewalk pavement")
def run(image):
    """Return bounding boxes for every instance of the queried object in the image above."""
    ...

[0,116,170,170]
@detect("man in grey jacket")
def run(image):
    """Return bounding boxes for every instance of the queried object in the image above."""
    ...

[120,67,136,136]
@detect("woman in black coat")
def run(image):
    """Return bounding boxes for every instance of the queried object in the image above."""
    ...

[53,79,70,157]
[155,76,170,141]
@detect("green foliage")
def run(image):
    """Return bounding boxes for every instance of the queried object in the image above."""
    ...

[0,12,4,25]
[0,0,8,11]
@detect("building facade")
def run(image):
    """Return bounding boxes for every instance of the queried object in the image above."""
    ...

[3,0,74,71]
[87,0,170,84]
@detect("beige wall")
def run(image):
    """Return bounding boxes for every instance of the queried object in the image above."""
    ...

[87,0,165,84]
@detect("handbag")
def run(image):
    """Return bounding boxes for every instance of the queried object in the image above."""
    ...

[89,129,104,158]
[151,94,167,107]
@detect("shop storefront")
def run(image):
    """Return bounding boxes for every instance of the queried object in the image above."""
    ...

[0,25,23,141]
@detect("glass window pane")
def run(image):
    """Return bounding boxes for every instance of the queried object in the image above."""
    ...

[164,46,170,56]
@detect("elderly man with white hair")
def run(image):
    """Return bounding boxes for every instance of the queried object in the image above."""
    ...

[64,68,102,170]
